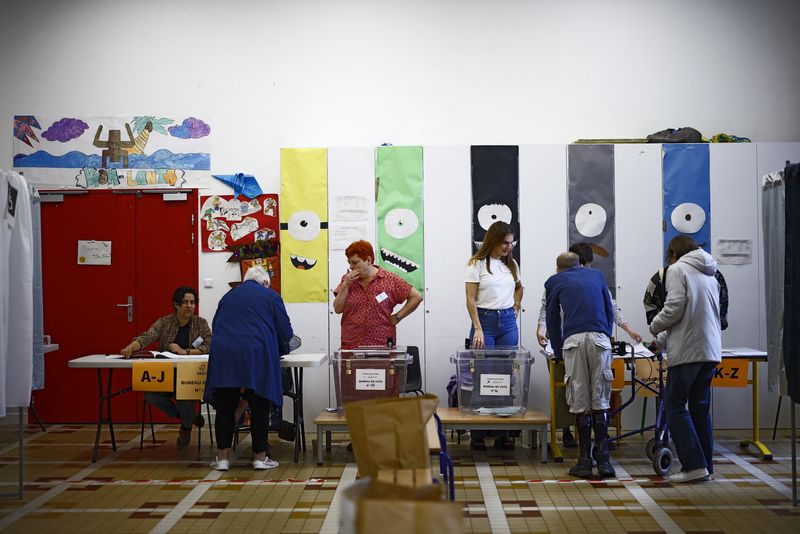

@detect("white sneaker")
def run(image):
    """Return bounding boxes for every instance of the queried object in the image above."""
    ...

[669,467,709,483]
[253,457,279,470]
[210,457,230,471]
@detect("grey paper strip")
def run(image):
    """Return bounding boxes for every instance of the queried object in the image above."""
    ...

[567,144,616,297]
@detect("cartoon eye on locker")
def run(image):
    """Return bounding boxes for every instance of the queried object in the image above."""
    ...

[380,207,420,274]
[670,202,706,234]
[574,202,607,238]
[477,203,513,230]
[474,203,517,249]
[282,209,326,270]
[287,210,321,241]
[384,208,418,239]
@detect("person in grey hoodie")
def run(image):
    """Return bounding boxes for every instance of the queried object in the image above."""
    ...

[649,235,722,483]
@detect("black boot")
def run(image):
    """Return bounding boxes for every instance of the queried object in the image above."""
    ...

[562,426,577,448]
[593,411,616,478]
[568,414,593,478]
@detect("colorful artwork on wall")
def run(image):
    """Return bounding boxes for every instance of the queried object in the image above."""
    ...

[12,115,211,188]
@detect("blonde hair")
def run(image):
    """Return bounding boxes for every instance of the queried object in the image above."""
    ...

[468,221,518,279]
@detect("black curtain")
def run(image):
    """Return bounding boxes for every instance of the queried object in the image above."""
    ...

[785,162,800,402]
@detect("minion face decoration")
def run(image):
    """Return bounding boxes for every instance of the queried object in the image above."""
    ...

[567,144,617,297]
[471,146,520,265]
[662,144,711,263]
[375,146,424,292]
[280,148,328,302]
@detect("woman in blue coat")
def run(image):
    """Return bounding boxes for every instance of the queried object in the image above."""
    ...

[205,266,294,471]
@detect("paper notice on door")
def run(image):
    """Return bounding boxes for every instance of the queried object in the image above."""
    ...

[77,240,111,265]
[355,369,386,390]
[716,239,752,265]
[333,195,369,220]
[331,222,368,250]
[480,374,511,396]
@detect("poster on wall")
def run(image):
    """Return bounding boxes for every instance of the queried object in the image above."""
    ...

[567,144,617,297]
[470,146,520,265]
[662,144,711,262]
[375,146,424,292]
[280,148,328,303]
[12,115,212,189]
[200,193,280,292]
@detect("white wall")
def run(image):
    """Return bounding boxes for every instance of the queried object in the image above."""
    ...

[4,0,800,429]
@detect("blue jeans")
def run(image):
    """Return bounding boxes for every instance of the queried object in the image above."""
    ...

[664,361,717,473]
[469,307,519,348]
[468,307,518,441]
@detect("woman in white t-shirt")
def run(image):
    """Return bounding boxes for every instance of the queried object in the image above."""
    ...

[466,221,523,349]
[464,221,524,451]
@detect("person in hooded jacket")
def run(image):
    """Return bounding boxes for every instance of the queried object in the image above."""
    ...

[649,236,722,483]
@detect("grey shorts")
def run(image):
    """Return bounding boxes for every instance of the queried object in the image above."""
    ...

[563,332,612,414]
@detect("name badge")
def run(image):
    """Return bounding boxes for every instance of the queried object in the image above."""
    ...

[191,336,203,348]
[375,291,388,303]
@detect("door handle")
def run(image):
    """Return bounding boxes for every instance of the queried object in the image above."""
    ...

[116,296,133,323]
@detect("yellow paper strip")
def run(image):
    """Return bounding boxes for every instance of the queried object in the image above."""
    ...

[280,148,328,302]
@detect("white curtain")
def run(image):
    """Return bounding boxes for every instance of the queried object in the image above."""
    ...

[1,170,34,416]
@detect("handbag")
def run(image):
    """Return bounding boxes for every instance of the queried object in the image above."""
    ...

[278,419,297,442]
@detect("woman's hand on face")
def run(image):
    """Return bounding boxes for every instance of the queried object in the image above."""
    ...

[342,269,359,288]
[472,329,485,350]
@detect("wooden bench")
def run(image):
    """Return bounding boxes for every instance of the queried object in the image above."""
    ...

[313,410,441,465]
[436,407,550,463]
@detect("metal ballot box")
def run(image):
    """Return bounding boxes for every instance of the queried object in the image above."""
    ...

[332,347,412,413]
[450,347,534,416]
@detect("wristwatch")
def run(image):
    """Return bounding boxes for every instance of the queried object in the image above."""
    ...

[393,313,402,323]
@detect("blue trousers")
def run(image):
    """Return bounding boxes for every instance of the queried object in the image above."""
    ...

[664,361,717,474]
[469,307,519,348]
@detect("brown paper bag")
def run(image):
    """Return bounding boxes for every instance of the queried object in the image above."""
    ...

[357,499,463,534]
[344,393,439,479]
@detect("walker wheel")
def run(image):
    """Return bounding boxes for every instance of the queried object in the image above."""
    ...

[645,438,658,460]
[653,447,673,477]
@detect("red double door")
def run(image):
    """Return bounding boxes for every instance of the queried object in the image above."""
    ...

[34,189,199,423]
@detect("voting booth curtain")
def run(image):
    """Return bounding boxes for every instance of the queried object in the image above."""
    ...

[763,162,800,403]
[0,170,37,417]
[784,162,800,403]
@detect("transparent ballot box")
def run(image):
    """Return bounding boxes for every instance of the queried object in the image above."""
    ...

[450,347,534,416]
[332,347,412,413]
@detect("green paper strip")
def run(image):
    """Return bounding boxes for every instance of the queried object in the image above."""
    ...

[375,146,424,292]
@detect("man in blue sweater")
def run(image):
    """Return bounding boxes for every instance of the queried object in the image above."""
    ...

[545,252,615,478]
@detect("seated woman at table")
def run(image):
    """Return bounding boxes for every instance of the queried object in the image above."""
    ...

[120,286,211,449]
[204,266,295,471]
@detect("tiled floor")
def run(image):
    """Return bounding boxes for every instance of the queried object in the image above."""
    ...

[0,420,798,533]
